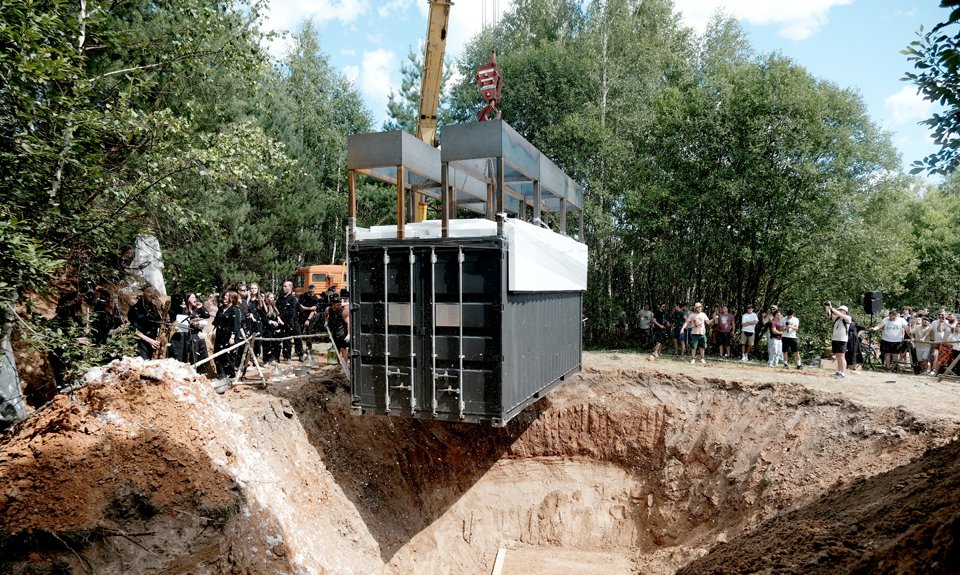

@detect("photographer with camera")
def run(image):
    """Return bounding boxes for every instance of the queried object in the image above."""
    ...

[824,301,852,379]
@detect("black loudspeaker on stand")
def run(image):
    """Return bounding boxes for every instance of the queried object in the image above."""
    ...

[863,291,882,315]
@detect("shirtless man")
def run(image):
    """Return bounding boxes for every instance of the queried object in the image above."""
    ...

[682,302,714,364]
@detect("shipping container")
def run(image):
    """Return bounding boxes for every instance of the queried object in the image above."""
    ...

[346,121,586,426]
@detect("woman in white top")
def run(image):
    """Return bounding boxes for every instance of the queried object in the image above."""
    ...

[872,309,908,371]
[825,302,851,378]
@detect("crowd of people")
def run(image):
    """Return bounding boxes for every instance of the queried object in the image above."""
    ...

[127,281,350,380]
[632,300,960,378]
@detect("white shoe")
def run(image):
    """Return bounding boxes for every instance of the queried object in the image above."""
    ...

[691,359,696,364]
[700,359,706,364]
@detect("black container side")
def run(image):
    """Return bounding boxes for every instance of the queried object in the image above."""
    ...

[348,235,582,425]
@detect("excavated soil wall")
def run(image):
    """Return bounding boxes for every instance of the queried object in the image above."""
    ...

[1,357,957,574]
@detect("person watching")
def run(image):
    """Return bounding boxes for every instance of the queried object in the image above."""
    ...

[781,309,801,369]
[740,304,759,362]
[324,292,350,365]
[297,284,321,359]
[912,316,933,376]
[872,308,908,371]
[276,281,299,363]
[682,302,714,365]
[212,290,243,379]
[651,303,670,358]
[766,310,784,367]
[714,306,735,359]
[129,285,163,360]
[638,304,654,349]
[824,302,851,379]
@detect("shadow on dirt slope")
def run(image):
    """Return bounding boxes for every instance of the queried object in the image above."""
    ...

[272,369,547,563]
[679,438,960,575]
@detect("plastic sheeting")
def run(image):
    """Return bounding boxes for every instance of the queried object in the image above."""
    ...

[503,220,588,292]
[353,219,588,292]
[1,295,26,431]
[130,234,167,295]
[353,219,498,240]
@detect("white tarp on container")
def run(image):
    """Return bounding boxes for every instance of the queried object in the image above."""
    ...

[353,218,588,292]
[503,219,588,292]
[353,219,498,240]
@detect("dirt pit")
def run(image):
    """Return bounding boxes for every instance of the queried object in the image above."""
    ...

[1,352,959,574]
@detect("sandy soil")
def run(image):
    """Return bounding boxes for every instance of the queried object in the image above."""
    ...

[1,351,958,574]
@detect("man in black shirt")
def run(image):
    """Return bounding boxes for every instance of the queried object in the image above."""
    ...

[276,281,299,362]
[128,285,163,360]
[296,285,320,359]
[325,292,350,365]
[652,303,670,358]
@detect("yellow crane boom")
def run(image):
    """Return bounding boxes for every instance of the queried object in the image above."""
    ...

[416,0,451,147]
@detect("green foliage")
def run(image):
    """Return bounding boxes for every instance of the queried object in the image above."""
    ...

[902,1,960,175]
[0,0,282,298]
[383,47,454,135]
[900,173,960,309]
[24,311,137,388]
[227,20,372,292]
[445,1,927,347]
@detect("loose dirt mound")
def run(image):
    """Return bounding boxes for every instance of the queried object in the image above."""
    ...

[1,353,958,574]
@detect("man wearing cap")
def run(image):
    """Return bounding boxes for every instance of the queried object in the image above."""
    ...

[324,292,350,365]
[682,302,714,364]
[825,302,852,378]
[740,304,759,362]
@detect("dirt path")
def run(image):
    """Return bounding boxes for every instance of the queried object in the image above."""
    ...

[586,351,960,424]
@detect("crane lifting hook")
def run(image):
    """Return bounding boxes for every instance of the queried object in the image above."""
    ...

[476,50,503,122]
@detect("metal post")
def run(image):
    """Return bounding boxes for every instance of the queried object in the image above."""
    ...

[457,246,465,418]
[396,165,405,240]
[533,179,542,225]
[441,162,449,238]
[560,199,568,234]
[430,248,438,417]
[348,169,357,241]
[408,247,417,411]
[496,156,505,237]
[486,159,495,221]
[383,248,392,413]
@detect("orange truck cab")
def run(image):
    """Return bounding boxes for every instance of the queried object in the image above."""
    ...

[293,265,347,296]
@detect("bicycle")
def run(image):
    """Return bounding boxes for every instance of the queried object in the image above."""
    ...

[861,338,882,371]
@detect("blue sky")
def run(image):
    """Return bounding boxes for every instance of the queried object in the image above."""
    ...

[261,0,948,176]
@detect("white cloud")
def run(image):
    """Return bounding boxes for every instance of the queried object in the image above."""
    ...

[343,64,360,84]
[672,0,852,40]
[884,86,933,125]
[358,49,399,118]
[378,0,412,19]
[445,0,514,59]
[264,32,296,60]
[262,0,371,39]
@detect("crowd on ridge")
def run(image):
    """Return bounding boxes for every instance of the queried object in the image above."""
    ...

[628,301,960,378]
[98,282,351,381]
